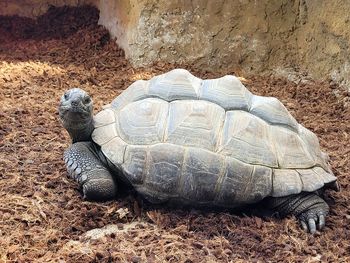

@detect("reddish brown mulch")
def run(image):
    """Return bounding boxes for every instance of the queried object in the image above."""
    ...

[0,6,349,263]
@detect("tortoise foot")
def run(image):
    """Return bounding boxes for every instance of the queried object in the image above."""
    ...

[265,193,329,234]
[64,142,117,201]
[298,198,329,234]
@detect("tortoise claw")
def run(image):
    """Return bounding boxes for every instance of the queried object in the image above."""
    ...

[318,214,326,230]
[299,211,327,234]
[307,218,317,234]
[300,220,308,232]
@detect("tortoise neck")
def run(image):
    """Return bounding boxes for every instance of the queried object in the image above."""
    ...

[69,120,94,143]
[70,119,94,143]
[63,116,94,143]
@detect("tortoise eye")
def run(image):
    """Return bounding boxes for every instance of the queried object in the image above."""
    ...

[83,96,91,104]
[64,92,69,100]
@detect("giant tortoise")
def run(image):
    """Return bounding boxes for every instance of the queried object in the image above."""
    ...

[58,69,338,233]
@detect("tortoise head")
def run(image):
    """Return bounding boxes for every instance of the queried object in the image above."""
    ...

[59,88,94,142]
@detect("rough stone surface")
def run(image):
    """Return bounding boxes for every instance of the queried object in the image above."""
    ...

[2,0,350,88]
[96,0,350,89]
[97,0,278,73]
[295,0,350,89]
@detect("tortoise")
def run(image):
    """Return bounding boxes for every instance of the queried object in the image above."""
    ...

[58,69,339,233]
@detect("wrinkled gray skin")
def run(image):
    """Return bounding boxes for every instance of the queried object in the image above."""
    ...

[59,88,330,234]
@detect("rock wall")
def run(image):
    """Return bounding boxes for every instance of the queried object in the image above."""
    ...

[1,0,350,88]
[295,0,350,87]
[97,0,293,72]
[96,0,350,88]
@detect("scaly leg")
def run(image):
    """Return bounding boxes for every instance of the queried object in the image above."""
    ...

[63,142,117,201]
[265,192,329,234]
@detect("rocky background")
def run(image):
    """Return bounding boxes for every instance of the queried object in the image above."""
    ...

[1,0,350,89]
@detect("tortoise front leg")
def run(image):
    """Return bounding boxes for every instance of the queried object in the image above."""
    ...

[63,142,117,201]
[265,193,329,234]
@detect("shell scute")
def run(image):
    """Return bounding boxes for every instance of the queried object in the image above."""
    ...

[250,95,298,131]
[271,126,315,168]
[218,111,278,167]
[117,98,169,145]
[180,147,224,202]
[122,145,148,185]
[199,75,252,111]
[145,143,184,195]
[216,159,272,205]
[101,137,127,168]
[111,80,149,110]
[94,108,116,128]
[148,69,201,101]
[272,169,303,197]
[165,100,225,151]
[92,123,118,145]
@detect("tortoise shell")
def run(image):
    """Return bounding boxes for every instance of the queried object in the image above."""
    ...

[91,69,337,206]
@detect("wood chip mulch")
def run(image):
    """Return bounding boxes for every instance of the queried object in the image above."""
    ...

[0,5,349,263]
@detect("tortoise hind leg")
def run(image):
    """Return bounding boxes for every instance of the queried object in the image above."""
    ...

[264,192,329,234]
[64,142,117,201]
